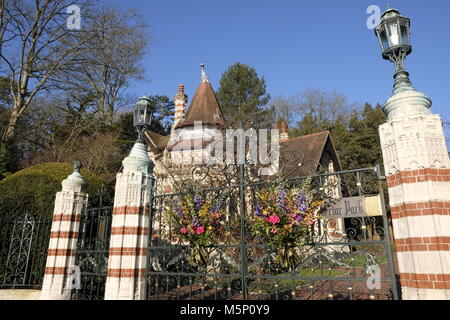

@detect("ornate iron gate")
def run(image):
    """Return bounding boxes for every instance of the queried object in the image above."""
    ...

[70,188,113,300]
[0,212,52,289]
[145,166,399,300]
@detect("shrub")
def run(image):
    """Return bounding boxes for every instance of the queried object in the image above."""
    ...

[0,162,105,218]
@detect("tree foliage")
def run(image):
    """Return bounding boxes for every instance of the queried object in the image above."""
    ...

[0,162,104,218]
[0,0,150,142]
[25,94,173,182]
[0,1,153,177]
[58,5,150,124]
[272,89,386,170]
[217,63,271,127]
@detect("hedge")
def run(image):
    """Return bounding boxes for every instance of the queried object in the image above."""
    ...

[0,162,105,218]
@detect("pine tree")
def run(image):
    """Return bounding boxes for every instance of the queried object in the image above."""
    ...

[216,63,271,128]
[335,103,386,170]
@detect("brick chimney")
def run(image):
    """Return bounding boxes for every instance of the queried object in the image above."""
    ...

[280,121,289,141]
[172,83,188,129]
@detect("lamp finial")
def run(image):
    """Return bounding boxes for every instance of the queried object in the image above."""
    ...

[74,161,82,173]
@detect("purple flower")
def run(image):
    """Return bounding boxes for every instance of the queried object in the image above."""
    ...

[254,204,264,218]
[277,189,287,211]
[210,205,220,213]
[297,193,307,212]
[194,195,202,210]
[295,215,303,223]
[175,207,186,220]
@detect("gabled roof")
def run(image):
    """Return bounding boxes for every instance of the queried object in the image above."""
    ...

[167,138,215,152]
[279,131,341,177]
[144,130,170,152]
[174,67,226,129]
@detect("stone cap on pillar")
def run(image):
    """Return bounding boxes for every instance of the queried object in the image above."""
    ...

[123,141,153,174]
[384,89,432,120]
[61,161,88,193]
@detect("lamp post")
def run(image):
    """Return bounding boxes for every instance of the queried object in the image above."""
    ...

[373,7,431,120]
[133,95,154,142]
[104,95,155,300]
[374,7,414,95]
[375,7,450,300]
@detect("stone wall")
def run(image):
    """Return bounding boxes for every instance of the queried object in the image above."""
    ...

[0,289,41,300]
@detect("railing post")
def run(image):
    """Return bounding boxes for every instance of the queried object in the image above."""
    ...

[40,162,88,300]
[104,141,153,300]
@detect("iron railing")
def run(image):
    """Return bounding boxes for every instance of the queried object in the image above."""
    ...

[0,212,52,289]
[145,166,399,300]
[70,188,113,300]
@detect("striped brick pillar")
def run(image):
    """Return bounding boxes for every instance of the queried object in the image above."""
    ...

[104,141,153,300]
[379,89,450,299]
[40,162,88,300]
[172,83,187,129]
[280,121,289,142]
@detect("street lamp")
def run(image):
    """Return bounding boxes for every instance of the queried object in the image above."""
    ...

[133,95,154,142]
[374,6,431,119]
[374,7,415,96]
[375,7,411,69]
[374,7,415,95]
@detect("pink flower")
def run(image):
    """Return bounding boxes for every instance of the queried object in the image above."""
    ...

[180,227,187,234]
[196,226,204,234]
[270,229,277,234]
[306,218,317,226]
[268,215,280,225]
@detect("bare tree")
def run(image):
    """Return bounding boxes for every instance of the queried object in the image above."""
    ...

[0,0,9,60]
[0,0,102,142]
[268,96,297,127]
[269,90,356,132]
[294,89,355,125]
[59,6,150,124]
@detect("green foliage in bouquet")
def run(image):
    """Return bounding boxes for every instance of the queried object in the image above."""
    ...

[170,194,227,267]
[251,178,327,269]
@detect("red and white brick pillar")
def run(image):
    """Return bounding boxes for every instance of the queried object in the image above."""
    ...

[104,140,153,300]
[379,88,450,300]
[40,162,88,300]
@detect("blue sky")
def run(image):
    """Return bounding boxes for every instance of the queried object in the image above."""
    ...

[109,0,450,126]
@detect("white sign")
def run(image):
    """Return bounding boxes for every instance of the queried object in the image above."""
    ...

[323,195,383,218]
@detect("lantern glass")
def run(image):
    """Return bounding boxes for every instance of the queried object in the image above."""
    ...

[378,28,389,52]
[375,8,412,61]
[387,22,400,47]
[400,22,410,46]
[133,97,154,128]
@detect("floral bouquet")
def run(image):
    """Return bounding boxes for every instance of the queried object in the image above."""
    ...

[251,179,325,269]
[170,194,226,267]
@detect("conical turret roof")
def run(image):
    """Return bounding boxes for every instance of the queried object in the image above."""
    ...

[174,64,226,129]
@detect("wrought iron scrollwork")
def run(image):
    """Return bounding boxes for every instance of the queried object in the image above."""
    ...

[2,212,35,288]
[146,166,398,300]
[71,187,114,300]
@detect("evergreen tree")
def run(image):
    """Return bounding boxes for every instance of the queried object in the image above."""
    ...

[216,63,271,127]
[333,104,386,170]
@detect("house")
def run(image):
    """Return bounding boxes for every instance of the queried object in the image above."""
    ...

[144,65,345,240]
[144,64,341,190]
